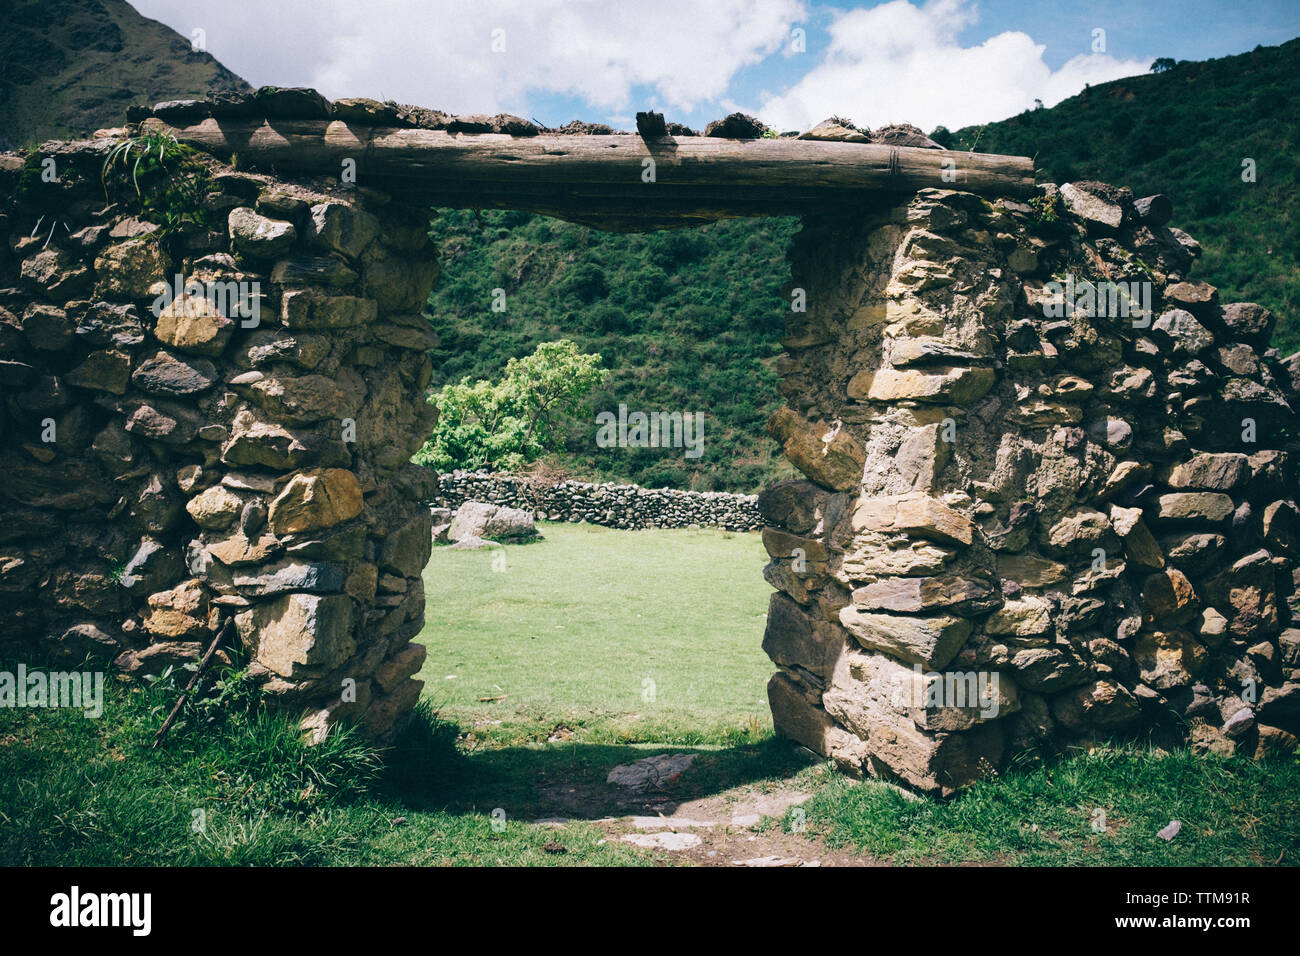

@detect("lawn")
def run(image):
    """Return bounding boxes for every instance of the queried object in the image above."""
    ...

[415,521,776,746]
[2,523,1297,867]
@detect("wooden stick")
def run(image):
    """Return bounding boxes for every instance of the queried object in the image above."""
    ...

[150,617,230,750]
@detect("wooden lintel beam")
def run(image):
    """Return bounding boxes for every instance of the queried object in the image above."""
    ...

[145,118,1036,215]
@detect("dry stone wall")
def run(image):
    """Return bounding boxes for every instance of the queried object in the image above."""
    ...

[0,137,439,742]
[429,470,762,531]
[761,183,1300,793]
[3,97,1299,785]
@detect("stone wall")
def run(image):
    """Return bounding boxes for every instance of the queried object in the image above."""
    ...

[0,136,439,741]
[429,470,762,531]
[4,103,1298,783]
[761,183,1300,793]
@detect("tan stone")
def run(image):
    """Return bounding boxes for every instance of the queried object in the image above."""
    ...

[206,531,282,567]
[1156,492,1234,523]
[1110,504,1164,570]
[893,422,951,492]
[849,365,995,404]
[1134,630,1207,690]
[185,485,243,530]
[142,578,208,639]
[154,293,234,356]
[985,596,1053,639]
[997,553,1069,588]
[823,650,1003,794]
[836,532,956,580]
[768,408,865,491]
[280,289,378,329]
[235,592,355,679]
[797,119,869,143]
[852,493,973,547]
[1166,452,1248,491]
[269,468,364,535]
[1051,679,1141,731]
[94,239,170,299]
[838,607,971,669]
[850,575,999,615]
[1141,568,1199,625]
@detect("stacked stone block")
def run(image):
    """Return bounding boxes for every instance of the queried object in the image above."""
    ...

[762,184,1300,793]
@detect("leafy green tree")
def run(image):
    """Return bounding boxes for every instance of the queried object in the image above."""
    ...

[413,340,606,472]
[1150,57,1177,73]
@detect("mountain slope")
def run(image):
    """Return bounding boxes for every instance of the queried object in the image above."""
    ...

[934,37,1300,352]
[425,37,1299,492]
[0,0,250,147]
[426,209,801,492]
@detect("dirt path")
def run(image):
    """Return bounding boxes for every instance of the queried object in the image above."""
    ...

[530,752,880,866]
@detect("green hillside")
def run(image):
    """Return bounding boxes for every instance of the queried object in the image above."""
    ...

[0,0,250,148]
[2,4,1292,491]
[934,37,1300,353]
[427,210,801,492]
[427,38,1299,492]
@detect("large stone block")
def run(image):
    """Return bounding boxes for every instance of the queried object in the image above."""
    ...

[849,365,995,404]
[767,408,865,491]
[767,671,834,755]
[757,480,827,534]
[269,468,364,535]
[1165,453,1249,491]
[851,493,973,547]
[850,575,1001,615]
[1134,630,1207,690]
[306,202,381,259]
[762,592,845,686]
[236,593,355,679]
[839,607,971,669]
[823,650,1005,794]
[381,510,434,578]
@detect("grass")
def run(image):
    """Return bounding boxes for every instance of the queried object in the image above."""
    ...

[0,677,653,866]
[797,747,1300,866]
[2,525,1296,866]
[415,521,775,747]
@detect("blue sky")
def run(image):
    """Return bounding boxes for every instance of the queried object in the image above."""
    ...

[132,0,1299,132]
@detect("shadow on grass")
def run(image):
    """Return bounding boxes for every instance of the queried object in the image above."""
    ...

[380,701,820,822]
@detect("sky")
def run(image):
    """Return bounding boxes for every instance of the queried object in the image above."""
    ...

[131,0,1300,133]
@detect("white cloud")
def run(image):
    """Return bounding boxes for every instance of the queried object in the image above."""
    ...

[131,0,805,120]
[752,0,1150,133]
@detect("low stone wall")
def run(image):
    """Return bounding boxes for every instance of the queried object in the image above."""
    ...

[428,470,762,531]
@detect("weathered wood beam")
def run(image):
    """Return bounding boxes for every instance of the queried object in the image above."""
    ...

[145,117,1035,226]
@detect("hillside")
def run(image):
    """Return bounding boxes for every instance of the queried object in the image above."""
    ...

[935,37,1300,353]
[427,210,801,492]
[0,0,250,148]
[427,38,1298,492]
[2,6,1292,492]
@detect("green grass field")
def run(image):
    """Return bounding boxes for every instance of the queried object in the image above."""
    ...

[415,521,776,746]
[1,523,1297,866]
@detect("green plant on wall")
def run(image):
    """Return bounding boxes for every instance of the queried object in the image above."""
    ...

[100,129,214,232]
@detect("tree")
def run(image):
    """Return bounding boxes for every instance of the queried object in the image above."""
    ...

[1150,57,1177,73]
[413,340,606,472]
